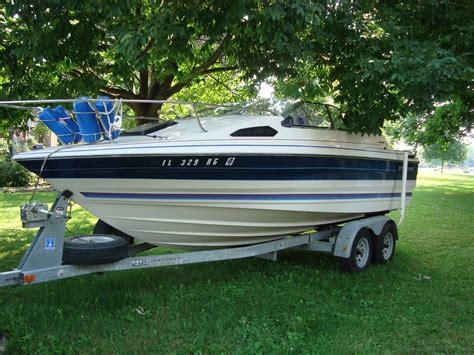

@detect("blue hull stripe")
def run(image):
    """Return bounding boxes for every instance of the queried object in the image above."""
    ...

[81,192,413,200]
[17,154,418,181]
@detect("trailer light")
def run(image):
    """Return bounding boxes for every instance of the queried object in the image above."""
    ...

[23,274,36,284]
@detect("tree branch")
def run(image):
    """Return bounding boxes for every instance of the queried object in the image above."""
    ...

[150,62,178,99]
[201,66,238,75]
[158,34,237,98]
[206,72,245,100]
[101,86,138,100]
[163,66,238,99]
[192,33,231,73]
[138,38,155,59]
[67,68,137,100]
[98,90,140,113]
[162,81,188,99]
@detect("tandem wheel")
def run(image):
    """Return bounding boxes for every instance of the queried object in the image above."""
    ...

[372,221,397,264]
[339,228,372,272]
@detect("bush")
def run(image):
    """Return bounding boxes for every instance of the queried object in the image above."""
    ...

[0,158,34,187]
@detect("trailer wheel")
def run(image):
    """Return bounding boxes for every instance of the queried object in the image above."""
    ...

[93,219,134,245]
[373,221,397,263]
[63,235,129,265]
[340,228,372,272]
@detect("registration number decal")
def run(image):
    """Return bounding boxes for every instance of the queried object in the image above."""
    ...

[161,157,236,167]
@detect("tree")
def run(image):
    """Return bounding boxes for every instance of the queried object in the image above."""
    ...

[423,141,468,173]
[384,97,472,151]
[466,146,474,168]
[1,0,472,144]
[274,0,473,144]
[0,1,324,124]
[173,71,256,104]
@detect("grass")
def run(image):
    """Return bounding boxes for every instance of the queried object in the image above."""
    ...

[0,172,473,353]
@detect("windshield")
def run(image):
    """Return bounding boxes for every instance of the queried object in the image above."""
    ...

[121,99,344,134]
[168,101,278,119]
[280,101,343,129]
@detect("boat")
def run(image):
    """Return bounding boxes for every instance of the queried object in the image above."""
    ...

[8,99,418,248]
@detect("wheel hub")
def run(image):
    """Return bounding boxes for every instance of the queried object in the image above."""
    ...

[355,238,370,267]
[71,235,115,244]
[382,232,394,259]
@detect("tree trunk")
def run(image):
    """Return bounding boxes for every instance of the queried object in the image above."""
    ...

[134,102,163,126]
[441,161,444,173]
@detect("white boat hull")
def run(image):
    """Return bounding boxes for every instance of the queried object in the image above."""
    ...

[49,178,415,248]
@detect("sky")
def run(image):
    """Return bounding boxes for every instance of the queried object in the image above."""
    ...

[257,82,274,99]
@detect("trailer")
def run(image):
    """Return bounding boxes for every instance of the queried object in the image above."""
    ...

[0,190,400,288]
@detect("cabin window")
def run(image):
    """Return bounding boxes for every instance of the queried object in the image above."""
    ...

[280,102,344,129]
[230,126,278,137]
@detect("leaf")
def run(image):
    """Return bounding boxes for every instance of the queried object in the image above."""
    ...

[120,33,133,43]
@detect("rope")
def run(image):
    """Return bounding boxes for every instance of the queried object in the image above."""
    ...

[74,99,122,141]
[29,140,99,203]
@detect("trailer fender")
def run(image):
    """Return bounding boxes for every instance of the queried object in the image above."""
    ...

[334,216,393,258]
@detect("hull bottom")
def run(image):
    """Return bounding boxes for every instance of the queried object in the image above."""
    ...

[90,204,366,248]
[48,178,414,248]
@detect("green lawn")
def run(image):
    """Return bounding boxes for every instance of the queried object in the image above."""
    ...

[0,172,473,353]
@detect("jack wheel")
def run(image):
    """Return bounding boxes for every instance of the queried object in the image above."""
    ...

[93,219,134,245]
[340,228,372,272]
[63,235,129,265]
[373,221,397,263]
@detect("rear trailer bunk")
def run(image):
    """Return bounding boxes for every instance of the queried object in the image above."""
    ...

[0,190,400,288]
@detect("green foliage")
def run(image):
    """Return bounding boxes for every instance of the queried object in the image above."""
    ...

[1,0,472,143]
[0,157,33,187]
[386,97,472,148]
[275,0,473,140]
[423,141,468,169]
[30,122,50,143]
[0,139,32,187]
[174,71,256,104]
[0,138,7,154]
[0,0,324,121]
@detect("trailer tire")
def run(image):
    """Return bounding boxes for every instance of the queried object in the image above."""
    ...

[93,219,134,245]
[339,228,372,272]
[373,221,397,264]
[63,235,129,265]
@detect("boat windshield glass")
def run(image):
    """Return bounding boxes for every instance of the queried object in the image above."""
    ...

[122,101,278,134]
[192,99,343,129]
[277,100,344,129]
[168,101,278,119]
[122,99,344,134]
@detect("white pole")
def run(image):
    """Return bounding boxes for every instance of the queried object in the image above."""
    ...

[398,151,409,226]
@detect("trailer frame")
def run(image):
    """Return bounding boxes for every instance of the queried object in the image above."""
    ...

[0,191,395,288]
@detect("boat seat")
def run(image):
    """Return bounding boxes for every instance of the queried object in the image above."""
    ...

[294,116,309,126]
[281,116,310,127]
